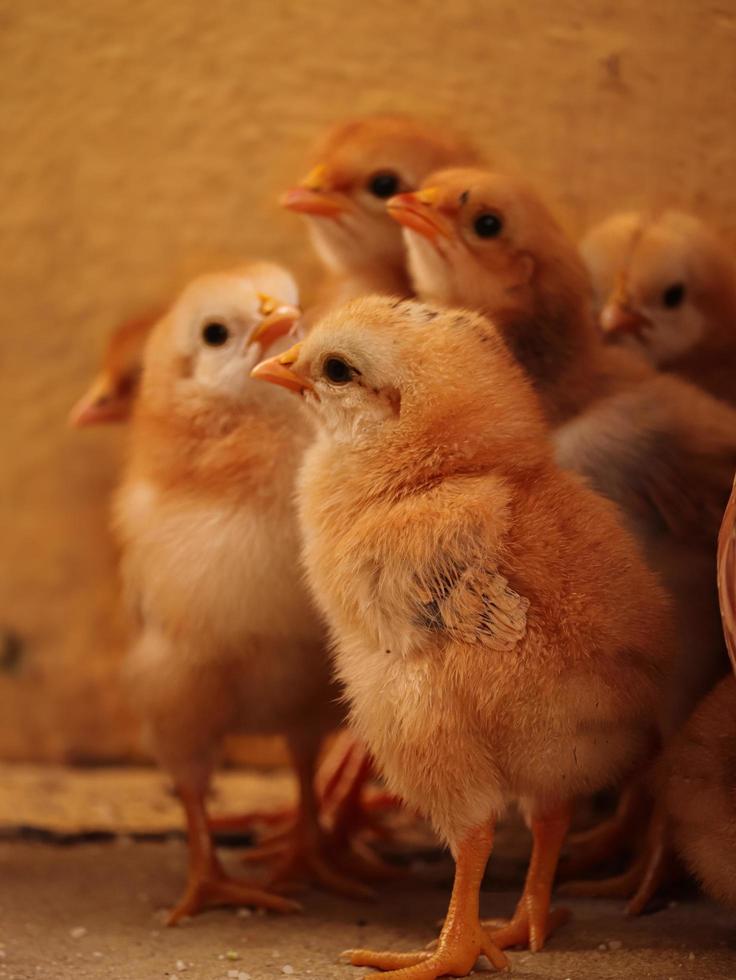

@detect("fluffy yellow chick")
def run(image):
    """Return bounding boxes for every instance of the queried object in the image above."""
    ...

[388,169,735,726]
[281,115,478,314]
[386,168,651,425]
[114,262,367,923]
[581,211,736,406]
[69,307,162,426]
[252,297,673,976]
[386,172,736,910]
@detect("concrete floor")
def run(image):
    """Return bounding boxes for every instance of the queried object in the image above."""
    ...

[1,836,735,980]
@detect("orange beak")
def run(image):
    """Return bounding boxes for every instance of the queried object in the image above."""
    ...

[250,299,302,353]
[251,343,314,395]
[68,373,135,427]
[600,302,652,340]
[386,188,452,241]
[280,164,347,218]
[280,187,346,217]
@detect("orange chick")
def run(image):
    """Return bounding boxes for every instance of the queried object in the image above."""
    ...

[253,297,673,975]
[281,115,478,316]
[581,211,736,406]
[69,308,163,427]
[114,262,369,923]
[388,168,735,722]
[663,482,736,908]
[662,673,736,910]
[387,171,736,906]
[386,168,652,424]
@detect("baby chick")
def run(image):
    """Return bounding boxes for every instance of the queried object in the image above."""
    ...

[388,168,735,725]
[386,168,653,426]
[663,485,736,908]
[387,172,736,909]
[69,307,162,427]
[581,211,736,406]
[252,297,673,976]
[114,262,367,923]
[662,673,736,910]
[281,115,478,315]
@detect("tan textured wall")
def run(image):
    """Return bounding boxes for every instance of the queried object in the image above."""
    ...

[2,0,735,761]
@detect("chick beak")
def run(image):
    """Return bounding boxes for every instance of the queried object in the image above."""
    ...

[280,164,347,218]
[251,343,313,395]
[250,297,302,353]
[68,374,131,427]
[600,301,652,340]
[386,188,452,241]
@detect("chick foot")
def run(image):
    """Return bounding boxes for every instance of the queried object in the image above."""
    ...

[558,805,671,915]
[486,805,571,952]
[168,786,300,925]
[168,864,300,925]
[320,731,402,847]
[343,923,508,979]
[242,819,376,900]
[208,805,295,835]
[343,822,508,979]
[483,907,570,952]
[557,780,649,879]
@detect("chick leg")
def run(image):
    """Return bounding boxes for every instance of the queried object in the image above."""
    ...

[321,740,405,879]
[558,803,672,915]
[243,733,377,899]
[343,821,509,978]
[557,779,649,878]
[319,731,401,846]
[167,786,300,925]
[485,805,571,952]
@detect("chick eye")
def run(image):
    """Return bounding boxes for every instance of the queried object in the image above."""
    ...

[473,212,503,238]
[662,283,686,308]
[367,171,400,199]
[323,357,353,384]
[202,322,230,346]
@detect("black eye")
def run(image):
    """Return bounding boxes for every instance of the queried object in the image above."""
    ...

[473,212,503,238]
[201,322,229,346]
[367,171,400,199]
[662,283,685,308]
[323,357,353,384]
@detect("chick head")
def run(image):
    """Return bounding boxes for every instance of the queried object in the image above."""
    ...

[141,262,300,406]
[252,295,546,464]
[387,167,589,324]
[581,210,734,365]
[281,115,478,276]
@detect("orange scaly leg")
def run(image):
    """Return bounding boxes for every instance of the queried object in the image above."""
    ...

[208,806,295,834]
[242,734,376,900]
[557,780,649,879]
[342,821,509,978]
[559,803,672,915]
[485,805,571,952]
[320,732,402,846]
[167,786,300,925]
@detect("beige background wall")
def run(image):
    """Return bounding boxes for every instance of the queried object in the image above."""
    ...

[2,0,735,761]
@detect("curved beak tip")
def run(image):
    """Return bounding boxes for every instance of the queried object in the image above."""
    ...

[600,303,651,338]
[280,187,345,218]
[251,344,313,396]
[386,192,447,241]
[251,303,302,351]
